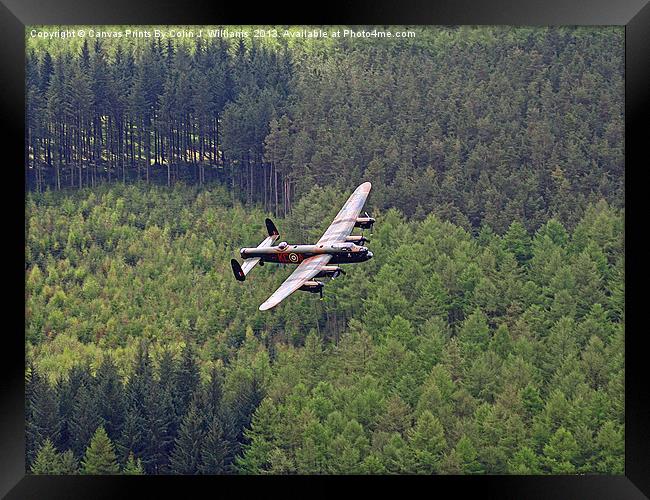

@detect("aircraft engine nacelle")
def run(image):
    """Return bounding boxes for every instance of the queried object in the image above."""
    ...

[354,215,375,230]
[299,280,325,297]
[345,235,370,245]
[315,266,345,279]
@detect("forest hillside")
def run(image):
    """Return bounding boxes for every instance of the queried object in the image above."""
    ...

[26,26,624,232]
[26,184,624,474]
[25,26,624,475]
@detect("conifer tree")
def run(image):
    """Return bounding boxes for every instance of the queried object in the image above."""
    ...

[407,411,446,473]
[200,416,230,474]
[123,452,145,475]
[236,398,278,474]
[95,356,125,442]
[169,397,205,474]
[458,308,491,360]
[143,377,176,474]
[543,427,579,473]
[503,221,533,264]
[173,343,201,424]
[117,405,147,466]
[69,380,101,457]
[31,439,61,474]
[81,426,120,474]
[58,450,79,475]
[26,368,60,464]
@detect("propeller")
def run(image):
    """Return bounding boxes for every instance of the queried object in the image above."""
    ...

[332,268,346,279]
[319,287,324,300]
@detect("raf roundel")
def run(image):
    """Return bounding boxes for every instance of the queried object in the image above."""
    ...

[288,252,299,263]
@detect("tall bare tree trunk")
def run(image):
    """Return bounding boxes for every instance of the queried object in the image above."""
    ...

[274,167,278,217]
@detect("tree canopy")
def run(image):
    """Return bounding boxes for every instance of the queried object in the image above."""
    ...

[25,25,623,475]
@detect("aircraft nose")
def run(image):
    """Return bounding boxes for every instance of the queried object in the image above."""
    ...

[367,251,373,259]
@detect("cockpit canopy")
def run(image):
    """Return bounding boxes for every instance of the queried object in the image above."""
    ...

[278,241,288,250]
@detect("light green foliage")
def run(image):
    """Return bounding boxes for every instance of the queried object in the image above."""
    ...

[458,309,491,359]
[123,453,145,475]
[26,184,623,474]
[503,222,533,264]
[455,435,483,474]
[31,439,78,474]
[593,421,624,474]
[543,427,579,473]
[508,446,541,474]
[81,426,120,474]
[407,411,447,473]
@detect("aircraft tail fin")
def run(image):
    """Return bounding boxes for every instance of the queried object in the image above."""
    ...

[231,259,246,281]
[265,218,279,238]
[232,256,263,281]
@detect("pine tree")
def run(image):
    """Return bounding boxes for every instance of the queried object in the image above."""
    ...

[376,394,411,435]
[69,379,101,458]
[199,416,230,474]
[58,450,79,474]
[95,356,125,442]
[232,374,265,445]
[169,397,205,474]
[361,452,387,474]
[407,410,446,473]
[593,421,624,474]
[123,452,145,475]
[142,377,175,474]
[458,308,491,360]
[56,364,91,453]
[31,439,61,474]
[412,273,449,325]
[81,426,120,474]
[236,398,278,474]
[503,221,533,264]
[508,446,542,474]
[203,367,224,417]
[384,316,416,350]
[117,405,146,466]
[455,435,483,474]
[173,343,201,424]
[26,367,60,464]
[543,427,579,473]
[490,323,513,358]
[120,340,157,470]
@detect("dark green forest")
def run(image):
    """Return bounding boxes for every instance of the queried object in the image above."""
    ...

[25,26,624,475]
[26,26,623,232]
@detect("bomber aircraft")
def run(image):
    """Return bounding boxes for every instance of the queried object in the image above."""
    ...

[231,182,375,311]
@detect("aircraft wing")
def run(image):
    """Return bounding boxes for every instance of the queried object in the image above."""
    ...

[317,182,372,245]
[259,254,332,311]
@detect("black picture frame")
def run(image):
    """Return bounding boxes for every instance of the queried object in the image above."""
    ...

[2,1,648,497]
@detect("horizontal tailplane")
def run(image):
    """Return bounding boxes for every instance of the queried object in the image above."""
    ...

[233,219,279,281]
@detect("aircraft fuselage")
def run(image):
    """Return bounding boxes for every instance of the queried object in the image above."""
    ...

[240,242,373,265]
